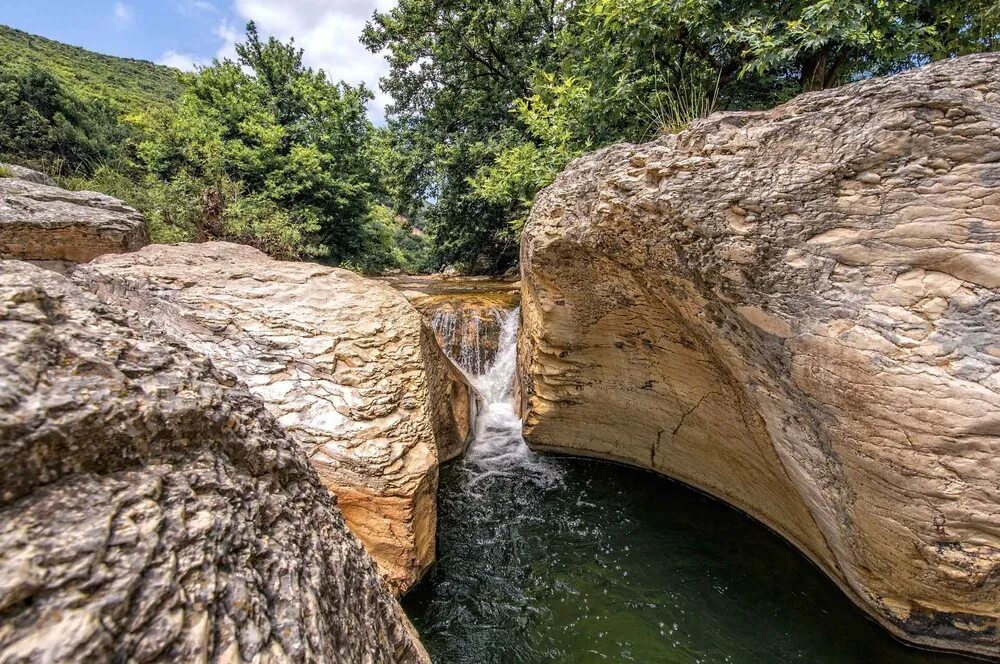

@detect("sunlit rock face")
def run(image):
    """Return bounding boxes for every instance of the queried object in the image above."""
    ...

[78,242,474,594]
[518,53,1000,659]
[0,262,429,663]
[0,173,148,263]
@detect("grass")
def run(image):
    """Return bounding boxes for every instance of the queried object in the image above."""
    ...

[640,71,721,137]
[0,24,182,113]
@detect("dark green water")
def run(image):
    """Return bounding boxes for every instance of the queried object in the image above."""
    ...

[403,455,974,664]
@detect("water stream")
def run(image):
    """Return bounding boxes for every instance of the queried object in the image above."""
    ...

[403,300,971,664]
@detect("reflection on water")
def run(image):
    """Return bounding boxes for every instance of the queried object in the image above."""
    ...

[403,296,972,664]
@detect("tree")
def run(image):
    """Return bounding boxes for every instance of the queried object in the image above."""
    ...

[0,67,126,173]
[363,0,565,272]
[132,23,377,260]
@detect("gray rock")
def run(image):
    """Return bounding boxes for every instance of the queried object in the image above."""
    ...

[0,262,429,663]
[519,53,1000,659]
[0,177,148,262]
[0,163,58,187]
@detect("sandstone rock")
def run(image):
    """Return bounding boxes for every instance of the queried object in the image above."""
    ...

[519,53,1000,658]
[0,163,58,187]
[0,177,148,262]
[0,261,428,663]
[79,242,473,593]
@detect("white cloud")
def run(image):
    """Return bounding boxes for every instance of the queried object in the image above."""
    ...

[213,20,241,61]
[232,0,397,122]
[112,2,135,27]
[158,50,209,71]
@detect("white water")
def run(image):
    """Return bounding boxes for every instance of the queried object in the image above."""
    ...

[435,306,560,483]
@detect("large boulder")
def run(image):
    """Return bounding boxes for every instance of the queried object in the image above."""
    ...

[0,262,428,663]
[518,53,1000,658]
[79,242,474,593]
[0,177,148,262]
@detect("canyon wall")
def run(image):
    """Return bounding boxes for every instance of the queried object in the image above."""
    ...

[518,53,1000,658]
[0,261,428,663]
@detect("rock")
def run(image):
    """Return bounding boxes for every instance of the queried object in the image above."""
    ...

[0,163,58,187]
[0,261,429,663]
[0,177,148,262]
[518,53,1000,659]
[79,242,474,593]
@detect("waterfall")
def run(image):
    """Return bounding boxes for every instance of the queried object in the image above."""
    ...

[431,306,559,481]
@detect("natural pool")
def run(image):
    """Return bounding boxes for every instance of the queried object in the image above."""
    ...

[404,454,974,664]
[403,307,974,664]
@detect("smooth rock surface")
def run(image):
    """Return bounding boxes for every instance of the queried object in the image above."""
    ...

[0,177,148,262]
[80,242,473,593]
[0,261,428,663]
[518,54,1000,659]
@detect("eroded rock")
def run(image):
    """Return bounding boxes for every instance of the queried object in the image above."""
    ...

[519,53,1000,658]
[0,261,428,663]
[0,177,148,262]
[79,242,473,593]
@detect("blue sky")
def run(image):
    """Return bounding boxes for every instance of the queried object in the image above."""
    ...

[0,1,396,121]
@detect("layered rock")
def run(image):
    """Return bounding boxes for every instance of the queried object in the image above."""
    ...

[518,53,1000,658]
[0,261,428,663]
[0,176,148,262]
[79,242,473,593]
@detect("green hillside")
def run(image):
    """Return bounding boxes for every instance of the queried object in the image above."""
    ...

[0,24,181,112]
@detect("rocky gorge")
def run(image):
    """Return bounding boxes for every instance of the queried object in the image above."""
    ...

[0,50,998,664]
[518,53,1000,659]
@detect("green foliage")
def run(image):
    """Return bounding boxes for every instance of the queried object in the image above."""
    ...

[470,74,594,231]
[0,67,129,174]
[368,0,998,274]
[0,25,181,112]
[640,72,720,136]
[42,23,423,271]
[115,23,379,261]
[0,166,13,178]
[363,0,563,273]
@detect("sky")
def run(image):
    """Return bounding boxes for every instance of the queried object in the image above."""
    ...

[0,0,396,122]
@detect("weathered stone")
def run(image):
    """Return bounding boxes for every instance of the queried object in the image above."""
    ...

[519,53,1000,659]
[0,261,428,663]
[0,163,57,187]
[0,177,148,262]
[79,242,473,593]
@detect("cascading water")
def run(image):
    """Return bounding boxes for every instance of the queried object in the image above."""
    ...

[405,290,968,664]
[435,305,560,480]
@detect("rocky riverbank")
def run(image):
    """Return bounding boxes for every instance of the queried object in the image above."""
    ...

[518,53,1000,659]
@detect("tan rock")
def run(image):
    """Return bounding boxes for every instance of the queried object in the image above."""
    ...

[0,177,148,262]
[519,54,1000,659]
[79,242,473,593]
[0,261,428,663]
